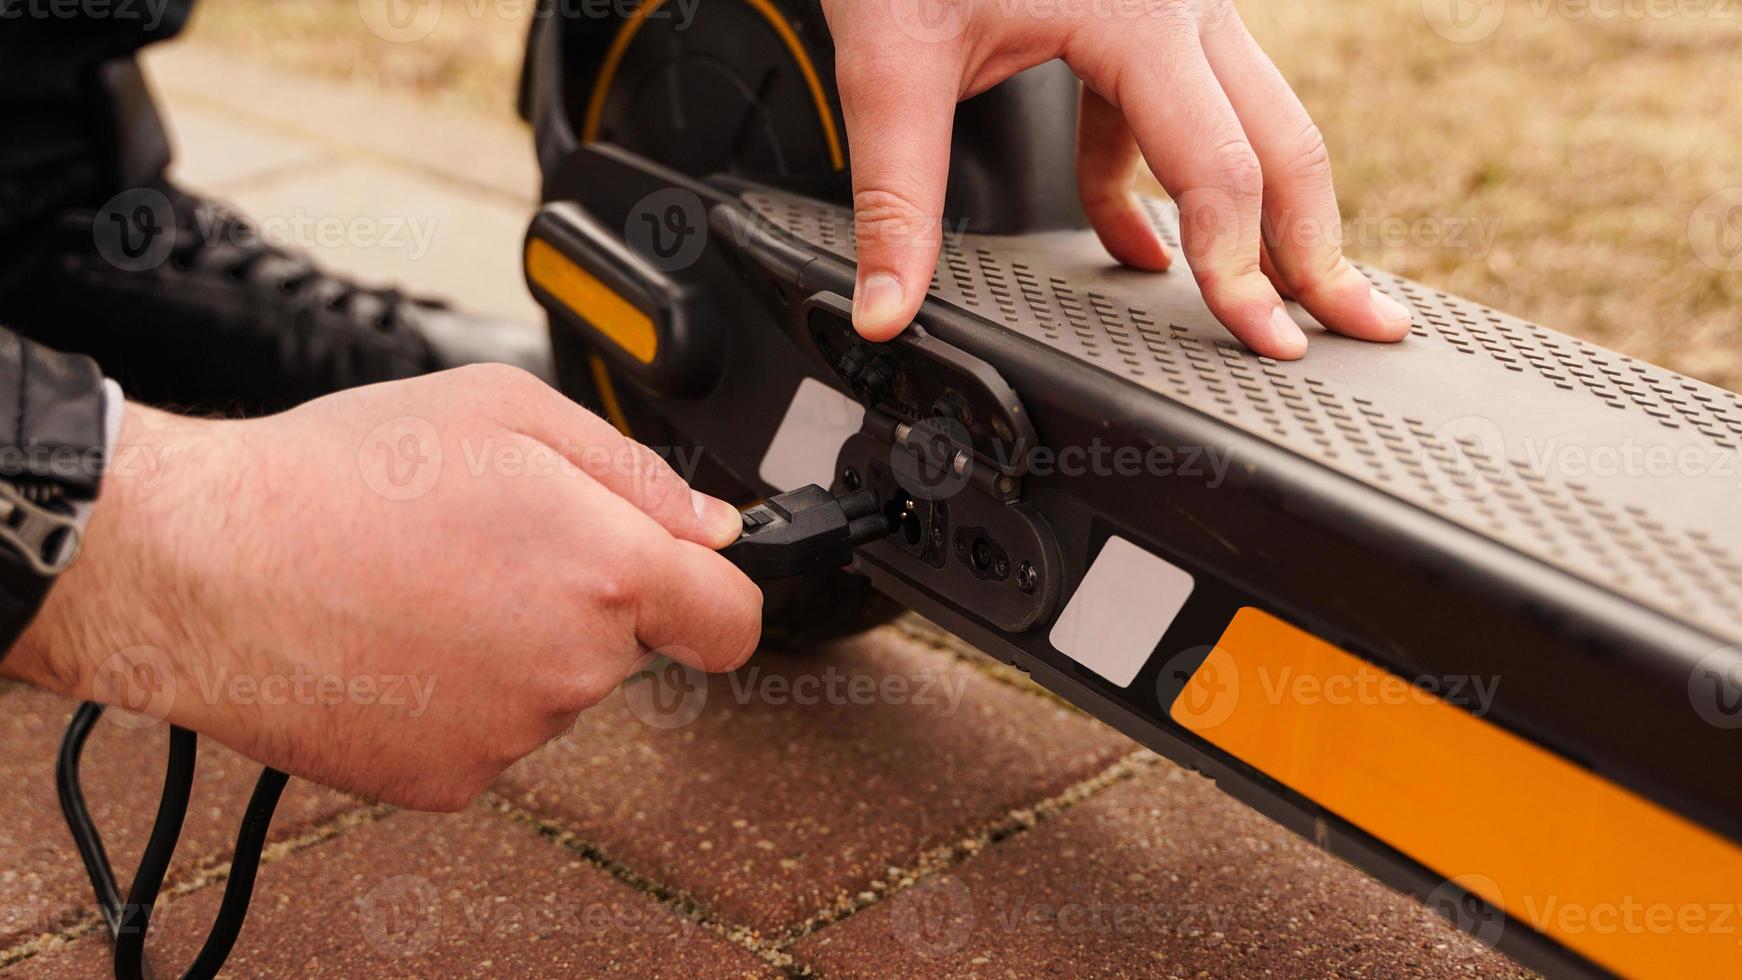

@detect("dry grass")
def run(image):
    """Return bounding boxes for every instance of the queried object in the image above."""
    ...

[185,0,530,114]
[183,0,1742,390]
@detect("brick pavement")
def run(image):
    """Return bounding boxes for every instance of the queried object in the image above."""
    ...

[0,43,1528,978]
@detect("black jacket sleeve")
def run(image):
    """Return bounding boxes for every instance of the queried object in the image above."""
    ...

[0,325,110,658]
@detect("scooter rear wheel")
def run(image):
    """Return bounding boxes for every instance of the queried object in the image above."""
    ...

[549,1,896,647]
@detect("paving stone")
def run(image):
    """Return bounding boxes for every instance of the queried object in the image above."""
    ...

[790,762,1532,978]
[142,44,538,204]
[494,627,1132,936]
[9,806,776,978]
[0,688,357,952]
[159,100,332,191]
[210,159,542,324]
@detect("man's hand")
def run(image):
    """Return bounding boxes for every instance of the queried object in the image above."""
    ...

[823,0,1415,359]
[3,365,761,811]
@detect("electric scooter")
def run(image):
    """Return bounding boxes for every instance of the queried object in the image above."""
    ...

[516,3,1742,978]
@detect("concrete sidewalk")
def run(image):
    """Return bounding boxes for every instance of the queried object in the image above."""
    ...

[0,42,1528,978]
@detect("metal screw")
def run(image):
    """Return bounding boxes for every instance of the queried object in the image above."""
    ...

[1016,561,1038,594]
[993,554,1010,579]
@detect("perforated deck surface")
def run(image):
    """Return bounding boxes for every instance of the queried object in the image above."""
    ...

[745,191,1742,646]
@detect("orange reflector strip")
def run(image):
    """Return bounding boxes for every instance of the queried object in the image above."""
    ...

[1173,607,1742,978]
[525,238,657,365]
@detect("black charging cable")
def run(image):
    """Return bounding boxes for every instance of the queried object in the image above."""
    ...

[58,702,287,980]
[49,483,889,978]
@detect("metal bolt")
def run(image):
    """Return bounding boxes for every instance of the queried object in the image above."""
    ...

[993,554,1010,579]
[1016,561,1038,594]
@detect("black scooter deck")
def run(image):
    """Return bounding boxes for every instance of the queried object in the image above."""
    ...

[743,188,1742,647]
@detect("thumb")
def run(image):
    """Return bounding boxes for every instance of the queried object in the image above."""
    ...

[834,50,961,341]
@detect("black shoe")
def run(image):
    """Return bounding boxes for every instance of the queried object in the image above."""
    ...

[0,179,552,416]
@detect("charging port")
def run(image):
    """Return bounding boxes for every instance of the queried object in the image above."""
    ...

[956,527,1011,582]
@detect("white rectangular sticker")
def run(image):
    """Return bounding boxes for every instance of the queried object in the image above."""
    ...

[1048,536,1195,688]
[758,377,865,492]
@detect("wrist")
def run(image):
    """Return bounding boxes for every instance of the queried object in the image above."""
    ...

[5,405,247,732]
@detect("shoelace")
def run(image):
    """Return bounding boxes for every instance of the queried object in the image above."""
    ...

[160,190,430,332]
